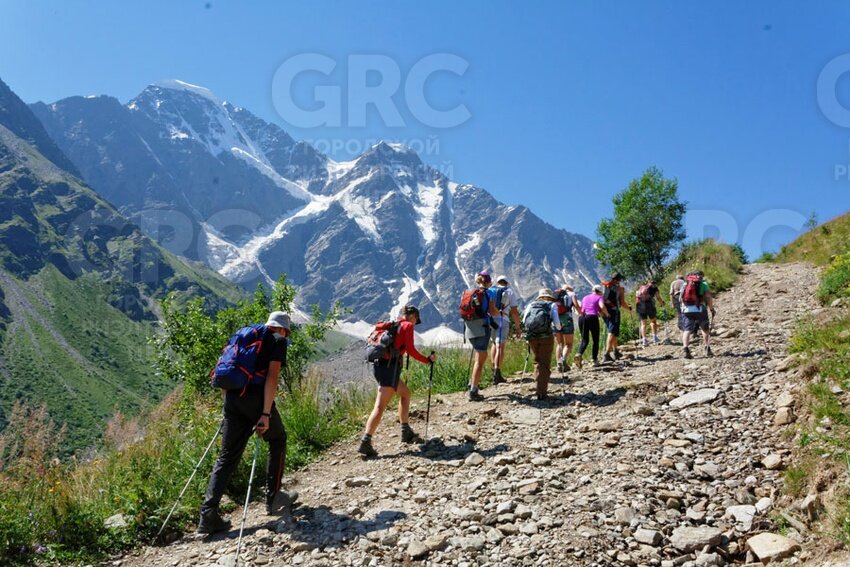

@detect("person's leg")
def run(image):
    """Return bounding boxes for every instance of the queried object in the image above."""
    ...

[536,336,554,398]
[590,317,601,362]
[554,333,564,370]
[202,395,254,515]
[471,349,487,387]
[264,404,295,514]
[364,386,396,436]
[650,317,659,342]
[564,333,574,367]
[397,380,411,424]
[639,314,647,344]
[577,316,589,356]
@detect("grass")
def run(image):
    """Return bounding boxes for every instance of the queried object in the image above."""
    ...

[774,211,850,267]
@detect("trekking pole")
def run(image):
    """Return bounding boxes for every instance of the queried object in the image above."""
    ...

[424,351,436,439]
[155,422,223,543]
[235,435,261,563]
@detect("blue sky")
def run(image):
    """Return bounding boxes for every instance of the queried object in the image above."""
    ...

[2,1,849,259]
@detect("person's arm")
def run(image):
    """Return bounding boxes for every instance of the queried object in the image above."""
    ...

[510,305,522,339]
[655,288,665,307]
[551,303,562,331]
[400,322,432,364]
[256,360,280,435]
[598,297,610,318]
[705,291,716,317]
[572,295,582,312]
[619,285,632,311]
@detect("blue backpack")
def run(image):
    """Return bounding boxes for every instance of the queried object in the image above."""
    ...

[210,324,270,392]
[494,286,507,312]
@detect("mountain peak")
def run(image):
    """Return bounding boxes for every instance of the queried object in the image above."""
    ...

[151,79,223,105]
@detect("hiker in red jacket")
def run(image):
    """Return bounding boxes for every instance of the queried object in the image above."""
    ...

[358,304,437,458]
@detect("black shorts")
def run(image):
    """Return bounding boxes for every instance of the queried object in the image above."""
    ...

[637,302,657,320]
[683,311,710,332]
[373,358,403,388]
[603,309,621,336]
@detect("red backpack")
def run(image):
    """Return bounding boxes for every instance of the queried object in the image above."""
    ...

[681,273,705,306]
[365,320,401,363]
[458,288,486,320]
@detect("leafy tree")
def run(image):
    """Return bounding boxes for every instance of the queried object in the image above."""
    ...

[153,274,345,396]
[595,166,687,279]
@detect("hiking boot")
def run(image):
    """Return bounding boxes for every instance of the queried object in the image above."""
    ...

[556,359,564,373]
[197,508,231,534]
[592,359,601,367]
[357,437,378,459]
[562,359,571,372]
[266,490,299,516]
[400,424,424,444]
[614,348,623,360]
[653,335,660,345]
[683,347,693,359]
[468,388,484,402]
[603,352,615,364]
[574,356,582,370]
[641,337,649,347]
[705,346,714,358]
[492,368,505,385]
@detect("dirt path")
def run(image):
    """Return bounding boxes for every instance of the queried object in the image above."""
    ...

[123,262,833,566]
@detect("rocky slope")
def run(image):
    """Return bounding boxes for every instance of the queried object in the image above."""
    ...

[123,262,846,566]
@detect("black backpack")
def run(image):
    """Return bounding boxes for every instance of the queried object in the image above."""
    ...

[523,300,553,340]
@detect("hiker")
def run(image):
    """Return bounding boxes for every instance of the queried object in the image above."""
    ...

[521,288,561,400]
[601,273,632,363]
[489,274,522,384]
[669,274,686,332]
[198,311,297,534]
[554,285,581,372]
[574,285,610,369]
[463,271,500,401]
[680,271,716,359]
[359,304,437,458]
[636,278,665,346]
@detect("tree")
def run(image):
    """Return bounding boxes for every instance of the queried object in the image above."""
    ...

[595,166,687,279]
[153,274,345,395]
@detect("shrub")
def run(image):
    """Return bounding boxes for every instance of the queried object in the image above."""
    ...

[818,251,850,305]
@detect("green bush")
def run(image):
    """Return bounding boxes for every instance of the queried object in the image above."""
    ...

[818,251,850,304]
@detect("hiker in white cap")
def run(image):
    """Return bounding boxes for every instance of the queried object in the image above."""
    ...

[521,288,561,400]
[199,311,298,533]
[489,274,522,385]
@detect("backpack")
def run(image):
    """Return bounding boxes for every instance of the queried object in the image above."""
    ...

[681,272,705,306]
[523,300,554,340]
[555,289,572,316]
[459,288,487,320]
[603,282,619,308]
[210,324,270,392]
[637,284,653,303]
[494,286,507,312]
[365,320,401,363]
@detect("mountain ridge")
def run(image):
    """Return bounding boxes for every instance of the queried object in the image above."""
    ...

[32,80,604,332]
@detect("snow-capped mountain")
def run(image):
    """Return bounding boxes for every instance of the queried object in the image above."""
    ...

[32,80,603,332]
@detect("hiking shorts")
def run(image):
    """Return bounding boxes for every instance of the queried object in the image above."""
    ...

[683,310,709,333]
[556,314,575,335]
[637,302,657,320]
[603,310,621,336]
[373,359,403,389]
[492,315,510,344]
[469,327,492,352]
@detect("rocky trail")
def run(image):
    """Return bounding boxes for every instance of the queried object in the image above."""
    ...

[122,262,844,567]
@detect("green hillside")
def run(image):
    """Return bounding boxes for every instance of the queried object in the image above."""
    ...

[0,97,245,455]
[774,211,850,266]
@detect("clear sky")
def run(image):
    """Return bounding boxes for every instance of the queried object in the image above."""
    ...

[2,1,849,259]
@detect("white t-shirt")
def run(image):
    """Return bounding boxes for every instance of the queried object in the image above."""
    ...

[493,286,517,315]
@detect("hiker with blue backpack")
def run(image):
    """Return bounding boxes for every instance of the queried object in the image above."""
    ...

[359,304,437,458]
[489,274,522,385]
[459,271,501,401]
[199,311,298,534]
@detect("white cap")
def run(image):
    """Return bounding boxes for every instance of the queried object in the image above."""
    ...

[264,311,291,331]
[496,274,509,285]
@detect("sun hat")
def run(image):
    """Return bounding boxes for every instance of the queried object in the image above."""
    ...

[402,304,422,325]
[265,311,291,331]
[496,274,509,285]
[537,288,556,300]
[592,284,603,293]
